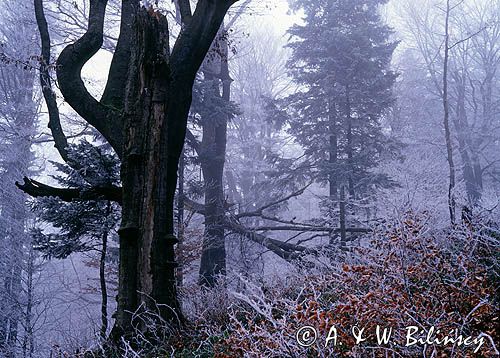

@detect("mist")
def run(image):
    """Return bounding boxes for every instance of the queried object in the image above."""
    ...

[0,0,498,356]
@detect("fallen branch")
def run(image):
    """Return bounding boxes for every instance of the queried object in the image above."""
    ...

[250,225,371,234]
[225,218,314,262]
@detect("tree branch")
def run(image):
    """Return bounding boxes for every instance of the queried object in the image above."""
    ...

[170,0,238,86]
[175,0,192,25]
[448,25,489,51]
[182,196,370,261]
[34,0,70,162]
[249,225,371,233]
[225,0,251,29]
[34,0,111,187]
[185,128,202,154]
[16,177,122,203]
[183,195,205,214]
[225,218,314,262]
[101,0,138,110]
[56,0,123,156]
[236,183,312,219]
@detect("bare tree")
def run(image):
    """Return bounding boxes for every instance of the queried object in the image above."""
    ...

[0,0,41,355]
[399,0,500,222]
[443,0,457,224]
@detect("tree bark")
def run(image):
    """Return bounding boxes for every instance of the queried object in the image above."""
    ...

[114,9,180,336]
[115,1,236,335]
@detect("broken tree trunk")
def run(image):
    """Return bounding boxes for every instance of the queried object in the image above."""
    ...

[33,0,239,341]
[115,9,180,337]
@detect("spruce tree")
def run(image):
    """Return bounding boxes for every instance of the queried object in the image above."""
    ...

[284,0,400,233]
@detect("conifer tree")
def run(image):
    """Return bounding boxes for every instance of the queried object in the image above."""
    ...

[284,0,400,233]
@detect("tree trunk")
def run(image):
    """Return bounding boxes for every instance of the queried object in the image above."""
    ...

[199,116,227,286]
[199,28,230,287]
[443,0,456,225]
[328,100,338,200]
[453,72,481,205]
[0,34,37,355]
[328,99,339,246]
[22,246,35,358]
[176,150,185,287]
[99,216,109,341]
[345,88,355,198]
[339,186,347,247]
[114,10,182,337]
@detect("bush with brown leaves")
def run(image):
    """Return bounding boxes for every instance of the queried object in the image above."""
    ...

[174,212,498,357]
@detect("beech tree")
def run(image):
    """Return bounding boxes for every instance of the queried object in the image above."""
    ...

[19,0,241,339]
[186,26,238,287]
[401,0,500,214]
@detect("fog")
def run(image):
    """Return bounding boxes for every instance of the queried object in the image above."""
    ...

[0,0,498,356]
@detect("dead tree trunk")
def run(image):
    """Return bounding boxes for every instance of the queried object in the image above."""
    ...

[33,0,239,339]
[116,10,180,335]
[116,3,236,335]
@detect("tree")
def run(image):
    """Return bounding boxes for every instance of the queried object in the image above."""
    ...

[228,22,292,216]
[448,0,500,206]
[187,32,253,286]
[224,23,293,276]
[21,0,241,340]
[189,27,238,287]
[400,0,500,214]
[187,17,322,285]
[0,1,40,356]
[31,141,120,341]
[443,0,457,224]
[185,1,267,287]
[283,0,399,241]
